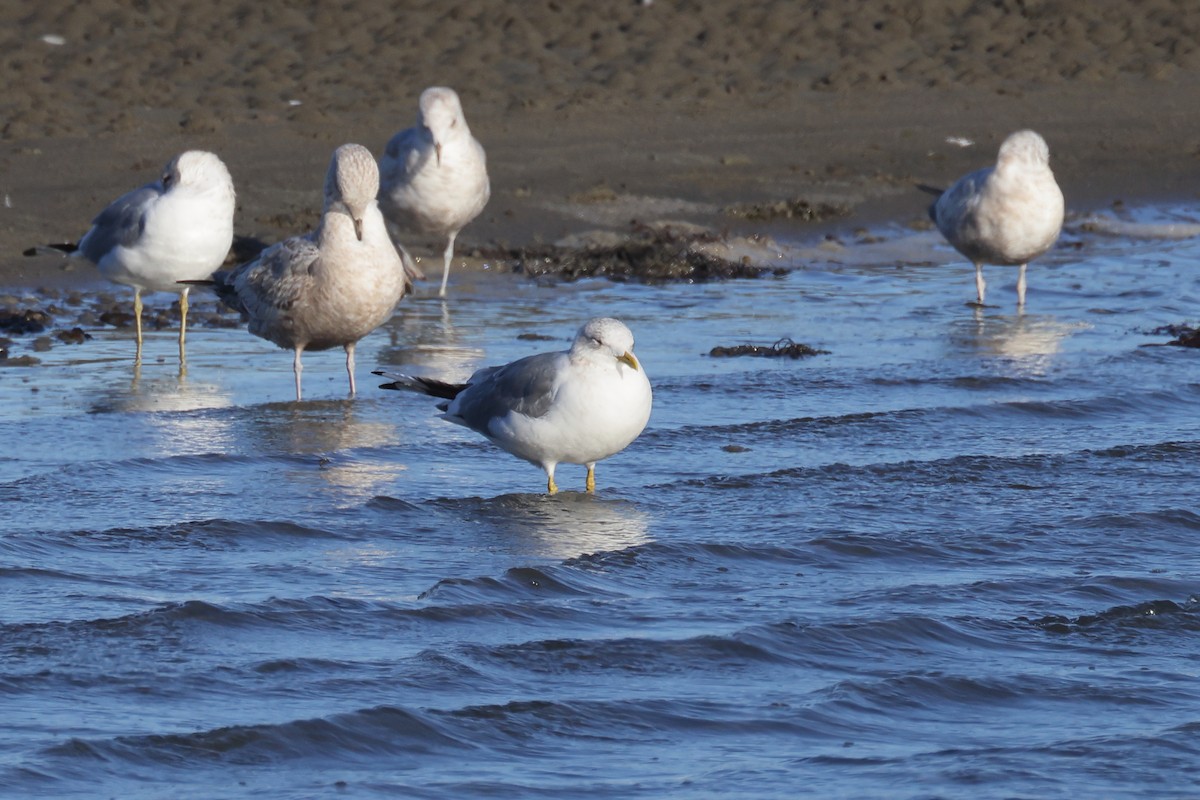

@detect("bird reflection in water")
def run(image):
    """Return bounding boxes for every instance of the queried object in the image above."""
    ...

[950,310,1089,374]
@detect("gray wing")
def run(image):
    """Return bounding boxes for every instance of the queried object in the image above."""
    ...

[447,351,568,433]
[76,183,162,263]
[381,126,434,189]
[213,235,321,322]
[934,165,992,238]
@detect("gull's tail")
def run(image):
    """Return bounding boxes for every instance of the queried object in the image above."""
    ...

[395,241,425,289]
[915,184,945,222]
[373,370,464,400]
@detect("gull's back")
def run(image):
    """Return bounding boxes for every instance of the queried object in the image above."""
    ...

[444,351,567,436]
[217,235,323,348]
[77,184,162,269]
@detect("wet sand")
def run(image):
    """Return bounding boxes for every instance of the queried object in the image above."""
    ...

[2,2,1199,290]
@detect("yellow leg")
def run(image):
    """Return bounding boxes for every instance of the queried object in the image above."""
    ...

[586,464,596,493]
[547,473,558,495]
[133,288,144,363]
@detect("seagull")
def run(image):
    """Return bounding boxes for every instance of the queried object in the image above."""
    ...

[206,144,407,401]
[928,130,1065,307]
[379,86,490,297]
[74,150,235,363]
[374,318,652,494]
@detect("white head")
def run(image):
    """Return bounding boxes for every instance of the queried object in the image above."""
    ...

[323,143,380,241]
[419,87,467,133]
[418,86,469,164]
[162,150,235,199]
[573,317,641,370]
[996,130,1051,170]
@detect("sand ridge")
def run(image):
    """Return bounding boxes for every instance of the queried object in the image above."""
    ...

[1,1,1199,289]
[4,1,1199,136]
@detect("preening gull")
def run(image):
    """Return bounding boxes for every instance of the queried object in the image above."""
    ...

[374,318,652,494]
[207,144,407,401]
[75,150,235,363]
[929,130,1065,307]
[379,86,490,297]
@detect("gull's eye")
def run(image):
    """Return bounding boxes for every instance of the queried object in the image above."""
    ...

[591,337,602,347]
[162,171,173,188]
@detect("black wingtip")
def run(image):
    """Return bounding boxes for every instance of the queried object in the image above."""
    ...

[23,243,77,257]
[372,370,405,392]
[412,377,465,400]
[371,371,464,399]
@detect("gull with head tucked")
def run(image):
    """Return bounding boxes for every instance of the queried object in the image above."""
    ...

[206,144,407,401]
[75,150,236,364]
[379,86,490,297]
[375,318,652,495]
[929,130,1065,307]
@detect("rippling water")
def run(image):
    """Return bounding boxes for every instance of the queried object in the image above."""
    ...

[4,210,1200,798]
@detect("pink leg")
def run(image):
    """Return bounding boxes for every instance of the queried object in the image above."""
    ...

[293,345,305,401]
[438,231,458,297]
[345,341,357,396]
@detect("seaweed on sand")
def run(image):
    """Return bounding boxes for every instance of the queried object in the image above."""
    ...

[483,223,780,283]
[723,198,850,223]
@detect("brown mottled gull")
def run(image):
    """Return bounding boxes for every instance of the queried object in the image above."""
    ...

[210,144,407,401]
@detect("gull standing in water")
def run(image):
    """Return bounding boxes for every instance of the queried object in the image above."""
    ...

[75,150,235,363]
[379,86,490,297]
[374,318,652,494]
[929,130,1064,307]
[207,144,407,401]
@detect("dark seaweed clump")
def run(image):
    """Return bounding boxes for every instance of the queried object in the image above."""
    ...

[484,224,780,283]
[1148,324,1200,348]
[0,288,241,365]
[723,198,850,222]
[56,327,91,344]
[0,309,51,335]
[709,337,829,359]
[1024,599,1199,635]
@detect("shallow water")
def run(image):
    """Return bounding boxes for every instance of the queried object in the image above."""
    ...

[3,209,1200,799]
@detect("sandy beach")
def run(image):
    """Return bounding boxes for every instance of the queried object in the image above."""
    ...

[2,1,1199,290]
